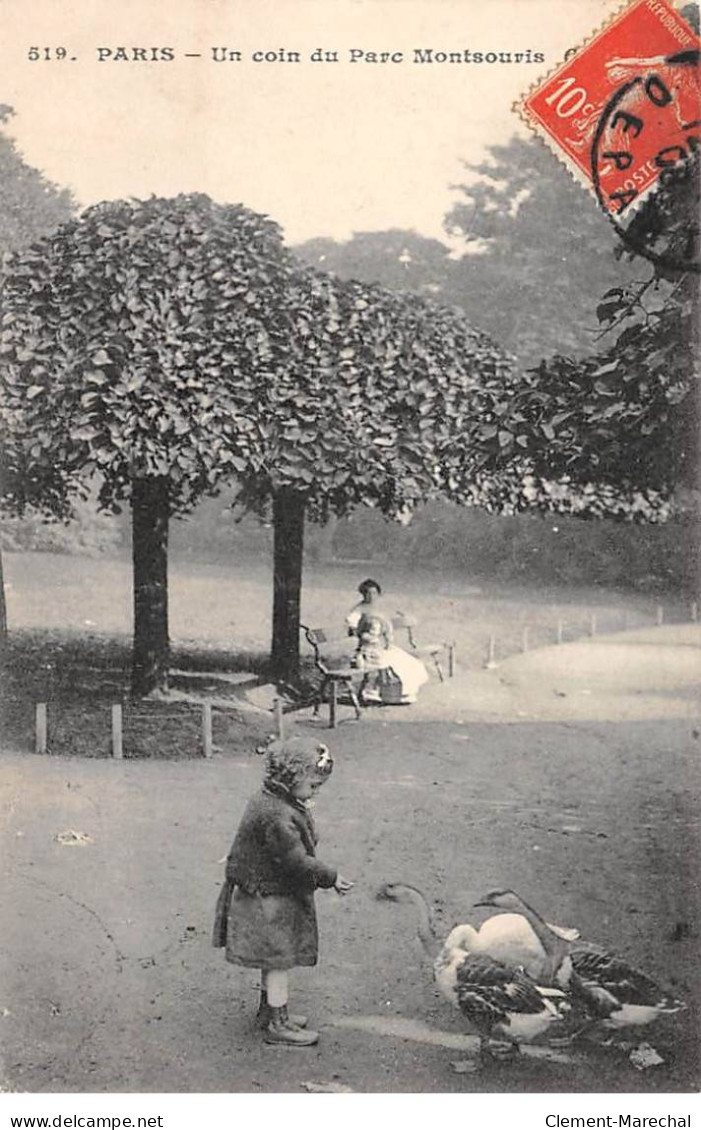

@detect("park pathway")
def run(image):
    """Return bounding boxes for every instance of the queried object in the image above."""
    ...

[1,626,699,1093]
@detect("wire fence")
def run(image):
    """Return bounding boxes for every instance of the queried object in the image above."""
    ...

[14,596,701,758]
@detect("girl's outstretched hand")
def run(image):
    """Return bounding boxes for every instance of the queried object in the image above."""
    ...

[334,875,354,895]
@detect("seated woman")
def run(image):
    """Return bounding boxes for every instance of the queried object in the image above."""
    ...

[345,577,385,636]
[347,581,428,705]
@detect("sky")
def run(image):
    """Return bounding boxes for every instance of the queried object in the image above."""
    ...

[2,0,634,246]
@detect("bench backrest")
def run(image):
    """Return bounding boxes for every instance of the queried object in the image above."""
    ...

[300,624,354,675]
[301,615,418,668]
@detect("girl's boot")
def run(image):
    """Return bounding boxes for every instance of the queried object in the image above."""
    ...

[256,990,308,1030]
[264,1006,319,1046]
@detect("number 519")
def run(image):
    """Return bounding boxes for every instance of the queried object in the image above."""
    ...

[28,47,71,61]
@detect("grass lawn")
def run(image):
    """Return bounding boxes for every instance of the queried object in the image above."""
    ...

[1,550,691,759]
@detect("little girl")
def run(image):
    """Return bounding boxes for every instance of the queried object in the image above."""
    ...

[212,735,353,1046]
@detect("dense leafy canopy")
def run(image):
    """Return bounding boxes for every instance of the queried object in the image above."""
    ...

[0,195,291,515]
[503,152,700,523]
[238,267,518,521]
[1,175,695,533]
[0,106,76,518]
[0,192,526,526]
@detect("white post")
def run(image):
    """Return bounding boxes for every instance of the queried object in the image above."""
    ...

[556,619,563,644]
[589,613,597,637]
[273,696,284,740]
[656,605,664,626]
[202,701,213,758]
[35,703,47,755]
[692,601,698,623]
[111,704,123,760]
[522,627,530,652]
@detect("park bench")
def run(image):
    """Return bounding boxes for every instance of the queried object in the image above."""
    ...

[389,612,456,683]
[299,624,364,729]
[300,615,456,728]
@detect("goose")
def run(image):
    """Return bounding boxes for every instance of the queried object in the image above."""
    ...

[377,882,571,1057]
[477,889,686,1031]
[472,888,580,988]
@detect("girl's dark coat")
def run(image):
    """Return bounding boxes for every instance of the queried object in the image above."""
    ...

[212,785,337,970]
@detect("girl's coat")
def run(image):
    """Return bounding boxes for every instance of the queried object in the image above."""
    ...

[213,783,337,970]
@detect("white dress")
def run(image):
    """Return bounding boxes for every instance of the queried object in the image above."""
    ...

[346,605,428,704]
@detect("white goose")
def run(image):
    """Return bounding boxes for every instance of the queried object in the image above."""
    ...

[477,889,686,1031]
[471,888,580,988]
[377,882,571,1057]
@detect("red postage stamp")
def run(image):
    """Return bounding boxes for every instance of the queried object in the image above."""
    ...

[518,0,700,217]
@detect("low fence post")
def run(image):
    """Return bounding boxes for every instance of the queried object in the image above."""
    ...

[273,696,284,739]
[111,704,123,760]
[692,601,698,623]
[35,703,47,755]
[589,613,597,637]
[447,642,456,677]
[656,605,664,626]
[556,619,563,644]
[485,635,497,668]
[202,701,213,758]
[522,627,530,653]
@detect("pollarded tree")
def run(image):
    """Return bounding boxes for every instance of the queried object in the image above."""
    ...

[0,105,76,639]
[1,189,522,689]
[0,193,293,694]
[263,241,698,680]
[229,264,524,681]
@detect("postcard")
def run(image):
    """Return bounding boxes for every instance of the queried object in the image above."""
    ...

[0,0,698,1121]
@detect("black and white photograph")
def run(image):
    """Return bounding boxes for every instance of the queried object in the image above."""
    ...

[0,0,699,1119]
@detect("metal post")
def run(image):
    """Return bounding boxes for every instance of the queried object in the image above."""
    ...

[447,643,456,678]
[35,703,47,755]
[111,704,123,760]
[202,701,213,758]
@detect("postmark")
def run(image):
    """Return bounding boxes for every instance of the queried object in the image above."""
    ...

[518,0,700,270]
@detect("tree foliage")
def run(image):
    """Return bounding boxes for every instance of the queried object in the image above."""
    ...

[235,265,519,522]
[443,136,642,365]
[0,106,76,519]
[0,105,74,255]
[295,229,453,302]
[294,139,640,367]
[0,194,292,517]
[504,151,700,523]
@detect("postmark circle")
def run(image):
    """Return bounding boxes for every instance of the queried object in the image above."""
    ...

[590,54,700,274]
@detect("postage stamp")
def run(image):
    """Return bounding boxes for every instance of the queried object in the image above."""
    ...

[518,0,700,227]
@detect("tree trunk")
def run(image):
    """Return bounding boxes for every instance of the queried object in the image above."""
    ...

[271,487,305,684]
[131,476,170,697]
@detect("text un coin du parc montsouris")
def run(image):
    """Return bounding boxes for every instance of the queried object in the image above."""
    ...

[82,46,547,64]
